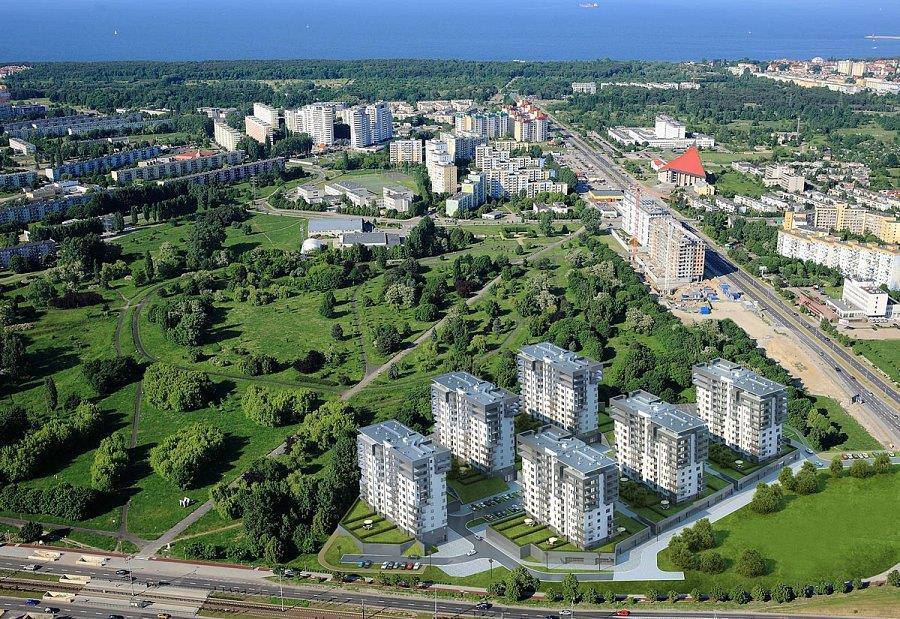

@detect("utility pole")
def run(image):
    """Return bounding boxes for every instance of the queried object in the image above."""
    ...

[278,566,284,612]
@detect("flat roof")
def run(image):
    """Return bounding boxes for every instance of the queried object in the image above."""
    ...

[308,217,364,233]
[519,426,615,475]
[695,359,786,397]
[612,390,706,433]
[519,342,600,374]
[358,420,442,461]
[432,371,514,407]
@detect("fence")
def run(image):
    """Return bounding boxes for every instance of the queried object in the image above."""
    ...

[736,448,801,490]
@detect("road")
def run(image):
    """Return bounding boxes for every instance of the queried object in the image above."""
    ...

[540,104,900,448]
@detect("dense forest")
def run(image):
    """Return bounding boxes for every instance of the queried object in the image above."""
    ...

[4,59,700,112]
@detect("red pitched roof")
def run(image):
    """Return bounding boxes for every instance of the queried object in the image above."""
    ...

[660,146,706,178]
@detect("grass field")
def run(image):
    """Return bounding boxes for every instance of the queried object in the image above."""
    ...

[657,470,900,591]
[712,169,767,198]
[812,395,882,452]
[853,339,900,385]
[447,472,509,504]
[312,169,418,194]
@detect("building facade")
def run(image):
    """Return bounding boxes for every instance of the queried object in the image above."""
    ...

[285,103,336,146]
[692,359,787,461]
[213,121,244,151]
[357,420,451,545]
[389,139,424,164]
[518,426,618,549]
[517,342,603,437]
[112,150,243,184]
[609,390,708,502]
[244,116,274,145]
[44,146,163,181]
[645,217,706,293]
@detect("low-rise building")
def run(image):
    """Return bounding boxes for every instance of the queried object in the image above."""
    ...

[571,82,597,94]
[8,138,36,155]
[296,183,325,204]
[609,390,708,502]
[608,115,715,149]
[763,165,805,193]
[518,426,618,549]
[838,278,895,318]
[658,146,707,187]
[431,372,519,479]
[324,180,377,208]
[307,217,365,237]
[338,232,404,248]
[357,420,451,545]
[383,186,414,213]
[692,359,787,461]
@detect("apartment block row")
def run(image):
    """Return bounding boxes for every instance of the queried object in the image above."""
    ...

[347,103,393,149]
[0,192,95,225]
[43,146,163,181]
[155,157,285,187]
[810,203,900,244]
[475,145,568,199]
[286,102,341,146]
[776,228,900,290]
[6,113,165,139]
[111,150,243,184]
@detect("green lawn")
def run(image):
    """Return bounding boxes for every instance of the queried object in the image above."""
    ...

[657,470,900,591]
[853,339,900,385]
[341,499,413,545]
[448,472,509,504]
[811,395,882,452]
[314,170,418,194]
[712,169,767,198]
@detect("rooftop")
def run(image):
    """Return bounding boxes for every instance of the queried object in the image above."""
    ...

[519,426,616,475]
[358,420,444,462]
[695,358,786,397]
[519,342,600,374]
[432,371,515,406]
[660,146,706,178]
[308,217,365,233]
[612,390,706,434]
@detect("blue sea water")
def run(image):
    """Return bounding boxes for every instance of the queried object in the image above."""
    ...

[1,0,898,62]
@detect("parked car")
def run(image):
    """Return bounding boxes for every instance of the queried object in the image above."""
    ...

[363,560,372,568]
[44,608,59,614]
[405,562,414,570]
[615,610,631,616]
[466,549,477,556]
[282,568,295,577]
[380,562,389,569]
[413,562,421,570]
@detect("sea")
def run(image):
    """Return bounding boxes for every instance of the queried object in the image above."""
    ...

[1,0,899,62]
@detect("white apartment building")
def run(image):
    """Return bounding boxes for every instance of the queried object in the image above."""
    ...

[609,390,708,502]
[383,186,414,213]
[454,112,510,139]
[431,372,519,479]
[571,82,597,94]
[213,121,244,151]
[244,115,273,145]
[777,228,900,290]
[518,426,618,549]
[645,217,706,293]
[620,190,668,247]
[517,342,603,437]
[252,103,280,128]
[357,420,451,545]
[389,139,424,164]
[348,103,393,148]
[426,139,457,194]
[445,172,487,217]
[692,359,787,461]
[841,279,893,318]
[440,132,486,162]
[111,150,243,184]
[475,145,566,199]
[285,103,336,146]
[513,114,549,143]
[8,138,36,155]
[763,165,805,193]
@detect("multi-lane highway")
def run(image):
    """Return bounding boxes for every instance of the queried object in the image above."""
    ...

[542,105,900,447]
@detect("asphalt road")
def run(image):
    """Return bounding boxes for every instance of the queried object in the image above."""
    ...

[541,106,900,447]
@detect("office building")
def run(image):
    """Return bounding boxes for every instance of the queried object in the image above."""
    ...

[431,372,519,479]
[608,115,715,149]
[692,359,787,461]
[214,121,244,151]
[252,103,280,128]
[839,279,894,318]
[645,217,706,293]
[44,146,163,181]
[777,228,900,290]
[609,390,708,502]
[517,342,603,437]
[285,103,336,146]
[518,426,618,549]
[244,116,274,145]
[382,186,414,213]
[112,150,243,184]
[571,82,597,94]
[389,139,424,164]
[357,420,451,545]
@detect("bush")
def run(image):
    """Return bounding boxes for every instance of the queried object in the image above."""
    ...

[698,551,727,574]
[82,356,140,395]
[240,353,278,376]
[90,433,129,492]
[849,459,873,478]
[751,585,769,602]
[730,585,750,604]
[150,423,226,489]
[887,569,900,587]
[771,583,795,603]
[735,548,767,577]
[0,483,98,521]
[143,363,211,411]
[241,385,318,427]
[294,350,325,374]
[749,482,783,514]
[18,521,42,543]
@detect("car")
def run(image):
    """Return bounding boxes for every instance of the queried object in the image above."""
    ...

[381,562,389,569]
[474,534,483,541]
[157,614,171,619]
[357,561,365,568]
[862,452,869,458]
[405,562,414,570]
[108,615,124,619]
[22,564,39,571]
[413,562,421,570]
[804,448,813,454]
[466,549,477,556]
[408,554,421,560]
[363,560,372,568]
[475,601,492,610]
[615,610,631,617]
[44,608,60,614]
[115,569,129,576]
[283,568,296,577]
[24,599,40,607]
[385,562,395,569]
[559,611,572,616]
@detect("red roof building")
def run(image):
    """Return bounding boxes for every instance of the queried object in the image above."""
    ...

[659,146,706,183]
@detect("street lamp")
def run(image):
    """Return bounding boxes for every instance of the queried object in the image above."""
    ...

[488,558,493,584]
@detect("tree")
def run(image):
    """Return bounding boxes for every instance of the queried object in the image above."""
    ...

[373,323,402,355]
[25,278,56,308]
[18,521,42,543]
[849,459,873,478]
[82,356,140,395]
[44,377,58,413]
[770,583,794,603]
[319,291,336,318]
[793,465,820,495]
[829,456,844,478]
[90,432,129,492]
[143,363,211,412]
[144,250,155,281]
[777,466,796,492]
[887,569,900,587]
[730,585,751,604]
[872,453,891,474]
[331,324,344,340]
[735,548,767,577]
[749,482,783,514]
[698,551,727,574]
[241,385,318,427]
[150,423,226,489]
[562,572,581,603]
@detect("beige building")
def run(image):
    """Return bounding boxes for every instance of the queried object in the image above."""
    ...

[244,115,273,145]
[645,217,706,293]
[213,121,244,151]
[389,139,424,164]
[812,203,900,244]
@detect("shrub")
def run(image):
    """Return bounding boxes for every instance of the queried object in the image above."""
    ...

[849,459,873,478]
[82,356,140,395]
[241,385,318,427]
[887,569,900,587]
[0,483,98,521]
[710,583,729,602]
[872,453,891,474]
[730,585,750,604]
[150,423,226,489]
[698,551,727,574]
[294,350,325,374]
[770,583,794,603]
[143,363,211,412]
[240,353,278,376]
[735,548,767,577]
[829,456,844,478]
[689,588,702,602]
[90,433,129,492]
[751,585,769,602]
[18,521,42,543]
[749,482,783,514]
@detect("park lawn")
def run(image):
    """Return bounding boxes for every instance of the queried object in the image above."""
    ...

[175,509,233,539]
[448,474,508,504]
[314,169,418,194]
[757,585,900,617]
[168,523,252,561]
[126,376,298,540]
[658,470,900,591]
[320,534,362,569]
[422,565,510,589]
[713,169,766,198]
[64,529,120,552]
[629,479,730,522]
[3,291,122,413]
[812,395,882,452]
[595,513,648,553]
[224,213,306,252]
[853,339,900,385]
